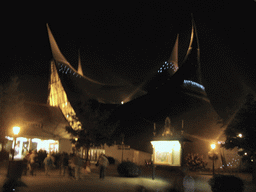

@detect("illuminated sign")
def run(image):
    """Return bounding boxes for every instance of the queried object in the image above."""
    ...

[151,140,181,166]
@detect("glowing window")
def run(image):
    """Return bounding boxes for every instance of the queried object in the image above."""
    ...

[151,140,181,166]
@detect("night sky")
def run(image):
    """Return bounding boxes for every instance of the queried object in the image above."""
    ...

[2,1,256,120]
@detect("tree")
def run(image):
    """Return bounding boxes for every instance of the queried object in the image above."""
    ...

[223,93,256,183]
[66,99,119,159]
[0,76,25,146]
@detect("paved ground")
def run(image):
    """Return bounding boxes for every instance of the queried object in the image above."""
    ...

[0,167,172,192]
[0,161,255,192]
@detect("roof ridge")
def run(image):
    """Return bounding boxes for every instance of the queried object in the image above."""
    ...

[24,101,58,108]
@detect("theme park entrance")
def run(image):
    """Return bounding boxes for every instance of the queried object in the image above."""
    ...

[5,136,59,159]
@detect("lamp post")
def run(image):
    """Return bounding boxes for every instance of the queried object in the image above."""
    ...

[121,133,124,162]
[12,126,20,161]
[211,144,216,175]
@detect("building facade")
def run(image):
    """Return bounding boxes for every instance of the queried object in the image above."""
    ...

[44,21,240,170]
[87,144,151,165]
[5,102,72,159]
[46,24,152,163]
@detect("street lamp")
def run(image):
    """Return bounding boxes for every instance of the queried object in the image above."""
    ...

[13,127,20,135]
[208,143,218,175]
[12,126,20,160]
[121,133,125,162]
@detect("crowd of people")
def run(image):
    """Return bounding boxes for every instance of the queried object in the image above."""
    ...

[22,150,93,180]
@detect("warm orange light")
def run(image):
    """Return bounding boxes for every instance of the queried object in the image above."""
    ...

[13,126,20,135]
[211,144,216,150]
[238,133,242,138]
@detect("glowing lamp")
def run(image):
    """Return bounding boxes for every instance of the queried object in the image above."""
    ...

[211,144,216,150]
[151,140,181,166]
[13,126,20,135]
[11,126,20,160]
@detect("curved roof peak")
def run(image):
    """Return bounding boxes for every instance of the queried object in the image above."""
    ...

[46,24,70,66]
[167,34,179,72]
[46,24,107,86]
[77,50,84,76]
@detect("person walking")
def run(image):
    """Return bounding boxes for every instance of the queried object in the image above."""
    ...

[59,152,69,176]
[22,151,30,176]
[28,150,38,176]
[43,154,54,176]
[68,154,75,179]
[98,153,109,179]
[71,154,83,180]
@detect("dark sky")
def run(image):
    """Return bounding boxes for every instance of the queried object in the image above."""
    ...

[1,1,256,154]
[2,1,256,116]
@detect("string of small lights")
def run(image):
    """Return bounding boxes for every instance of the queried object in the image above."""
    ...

[57,62,82,78]
[157,61,179,73]
[157,61,205,91]
[183,80,205,91]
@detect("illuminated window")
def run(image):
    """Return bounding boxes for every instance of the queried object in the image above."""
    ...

[88,149,105,162]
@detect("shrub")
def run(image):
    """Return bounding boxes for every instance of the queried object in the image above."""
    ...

[208,174,244,192]
[117,161,141,177]
[184,153,207,171]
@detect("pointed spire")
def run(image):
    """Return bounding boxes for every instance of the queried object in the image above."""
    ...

[46,24,110,86]
[46,24,70,65]
[77,49,84,76]
[168,34,179,71]
[191,14,202,85]
[182,20,194,64]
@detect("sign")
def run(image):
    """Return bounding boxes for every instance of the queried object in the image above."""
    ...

[118,145,130,150]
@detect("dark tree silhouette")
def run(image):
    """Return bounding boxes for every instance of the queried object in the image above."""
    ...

[66,99,119,160]
[223,93,256,183]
